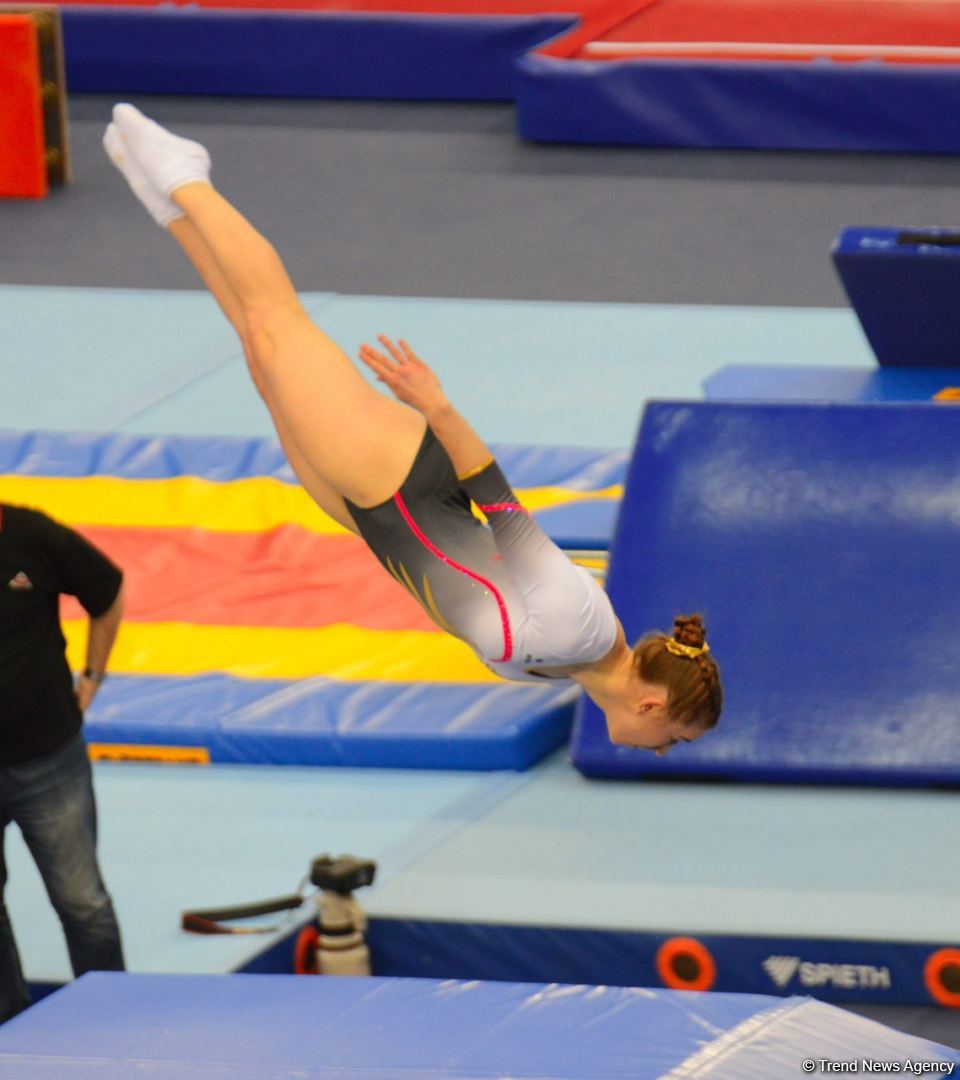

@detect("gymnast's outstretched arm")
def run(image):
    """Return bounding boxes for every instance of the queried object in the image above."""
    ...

[358,337,590,600]
[358,336,493,481]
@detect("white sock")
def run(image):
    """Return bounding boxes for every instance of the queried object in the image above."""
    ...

[103,123,184,228]
[111,102,211,199]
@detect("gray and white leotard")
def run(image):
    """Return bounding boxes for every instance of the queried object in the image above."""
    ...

[344,430,618,682]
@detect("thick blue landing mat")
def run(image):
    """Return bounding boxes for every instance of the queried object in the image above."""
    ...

[704,364,960,403]
[90,675,579,771]
[2,973,957,1078]
[62,6,574,101]
[573,400,960,785]
[515,51,960,154]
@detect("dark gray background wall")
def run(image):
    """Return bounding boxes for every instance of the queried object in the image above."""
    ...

[4,93,960,305]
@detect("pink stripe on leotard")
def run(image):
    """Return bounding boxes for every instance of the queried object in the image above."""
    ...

[476,503,526,515]
[393,491,513,663]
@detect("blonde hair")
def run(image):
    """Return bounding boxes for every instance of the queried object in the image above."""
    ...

[632,614,723,730]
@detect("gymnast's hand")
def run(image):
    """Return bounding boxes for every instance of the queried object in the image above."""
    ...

[358,336,449,418]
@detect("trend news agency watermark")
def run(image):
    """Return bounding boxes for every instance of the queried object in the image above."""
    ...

[801,1061,955,1075]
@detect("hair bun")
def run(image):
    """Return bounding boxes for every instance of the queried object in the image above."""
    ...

[673,613,706,649]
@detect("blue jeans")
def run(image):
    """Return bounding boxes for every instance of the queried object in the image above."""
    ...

[0,733,124,1023]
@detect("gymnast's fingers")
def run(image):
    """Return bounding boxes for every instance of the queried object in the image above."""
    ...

[377,334,407,365]
[397,339,423,367]
[359,342,391,367]
[358,344,392,380]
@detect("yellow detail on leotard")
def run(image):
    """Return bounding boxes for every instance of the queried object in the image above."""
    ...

[384,558,479,654]
[456,457,495,483]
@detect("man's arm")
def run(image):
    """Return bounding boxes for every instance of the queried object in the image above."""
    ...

[22,507,126,713]
[76,581,124,713]
[357,336,493,479]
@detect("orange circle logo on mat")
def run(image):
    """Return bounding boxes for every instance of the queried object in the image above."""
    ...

[656,937,716,992]
[924,948,960,1008]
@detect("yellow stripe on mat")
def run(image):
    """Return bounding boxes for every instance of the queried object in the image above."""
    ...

[63,619,499,683]
[0,475,346,533]
[0,475,621,534]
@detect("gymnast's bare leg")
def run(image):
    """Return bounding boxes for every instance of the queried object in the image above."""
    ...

[105,104,426,516]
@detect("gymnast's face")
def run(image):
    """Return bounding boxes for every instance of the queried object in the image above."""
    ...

[604,687,706,756]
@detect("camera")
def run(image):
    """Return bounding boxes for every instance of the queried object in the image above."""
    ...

[310,854,377,896]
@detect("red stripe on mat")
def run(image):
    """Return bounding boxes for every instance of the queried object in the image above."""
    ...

[60,524,438,632]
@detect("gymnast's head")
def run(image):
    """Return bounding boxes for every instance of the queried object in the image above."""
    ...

[603,614,723,754]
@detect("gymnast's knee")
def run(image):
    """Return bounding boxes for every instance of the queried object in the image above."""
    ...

[242,312,276,379]
[242,300,308,371]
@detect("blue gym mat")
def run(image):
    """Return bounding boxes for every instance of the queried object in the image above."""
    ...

[2,972,957,1078]
[572,400,960,785]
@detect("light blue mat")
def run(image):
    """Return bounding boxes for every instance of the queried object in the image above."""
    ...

[7,762,532,982]
[0,286,875,447]
[367,754,960,944]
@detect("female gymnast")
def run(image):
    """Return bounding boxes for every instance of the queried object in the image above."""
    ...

[103,104,722,755]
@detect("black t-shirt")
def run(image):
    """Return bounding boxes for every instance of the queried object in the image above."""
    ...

[0,504,122,765]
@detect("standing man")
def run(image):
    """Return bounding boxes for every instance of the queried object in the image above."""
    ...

[0,502,125,1022]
